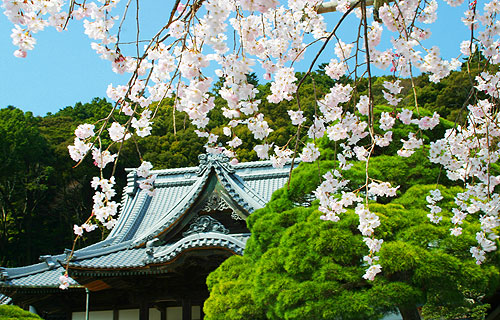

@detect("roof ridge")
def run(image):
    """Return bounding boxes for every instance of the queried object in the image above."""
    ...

[147,232,250,264]
[126,166,199,175]
[124,155,279,176]
[70,240,134,261]
[0,252,67,280]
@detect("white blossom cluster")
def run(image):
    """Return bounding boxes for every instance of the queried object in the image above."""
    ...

[316,170,357,222]
[362,237,383,281]
[72,176,120,236]
[68,124,93,162]
[325,59,348,80]
[398,132,423,158]
[270,146,294,168]
[382,80,402,107]
[314,167,386,279]
[356,204,383,280]
[426,188,444,224]
[59,274,70,290]
[91,176,119,229]
[428,75,500,263]
[368,181,399,198]
[136,161,157,196]
[300,143,320,162]
[4,0,65,57]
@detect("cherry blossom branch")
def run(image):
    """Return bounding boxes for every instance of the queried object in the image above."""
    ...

[316,0,391,14]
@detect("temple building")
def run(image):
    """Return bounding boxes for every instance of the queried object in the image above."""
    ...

[0,154,293,320]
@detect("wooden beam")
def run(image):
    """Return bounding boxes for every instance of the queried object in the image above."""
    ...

[83,280,111,292]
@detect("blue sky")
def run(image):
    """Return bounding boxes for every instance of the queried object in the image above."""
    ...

[0,1,469,116]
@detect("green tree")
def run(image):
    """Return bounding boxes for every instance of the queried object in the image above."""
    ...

[0,107,55,266]
[205,159,499,320]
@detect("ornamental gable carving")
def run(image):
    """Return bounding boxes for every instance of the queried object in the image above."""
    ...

[182,216,229,237]
[202,193,231,212]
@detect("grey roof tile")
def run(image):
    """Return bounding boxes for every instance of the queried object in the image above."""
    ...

[134,182,194,237]
[1,266,77,288]
[71,248,146,269]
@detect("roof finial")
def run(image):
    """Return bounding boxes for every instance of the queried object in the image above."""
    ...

[39,255,58,269]
[197,152,235,176]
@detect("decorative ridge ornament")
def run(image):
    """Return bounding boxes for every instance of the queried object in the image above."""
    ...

[182,216,229,237]
[39,255,58,270]
[125,170,138,196]
[197,153,235,176]
[145,238,161,258]
[64,249,76,262]
[0,269,8,281]
[201,193,232,213]
[201,192,245,220]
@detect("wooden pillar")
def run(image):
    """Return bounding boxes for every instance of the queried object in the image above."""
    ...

[139,301,149,320]
[182,299,191,320]
[160,306,166,320]
[113,307,119,320]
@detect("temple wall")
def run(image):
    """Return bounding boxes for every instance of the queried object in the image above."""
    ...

[119,309,140,319]
[166,307,182,319]
[71,306,201,320]
[72,310,113,319]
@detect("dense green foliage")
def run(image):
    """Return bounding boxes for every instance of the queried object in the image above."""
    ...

[0,107,58,266]
[204,156,500,320]
[0,305,42,319]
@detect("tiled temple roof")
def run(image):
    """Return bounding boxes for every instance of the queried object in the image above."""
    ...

[0,154,294,290]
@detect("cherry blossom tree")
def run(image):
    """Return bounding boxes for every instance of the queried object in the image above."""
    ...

[3,0,500,283]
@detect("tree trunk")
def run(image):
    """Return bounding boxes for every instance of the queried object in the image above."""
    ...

[398,305,421,320]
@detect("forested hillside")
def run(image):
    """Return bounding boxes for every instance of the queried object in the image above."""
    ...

[0,60,484,267]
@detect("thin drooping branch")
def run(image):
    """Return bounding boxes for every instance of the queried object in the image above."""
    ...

[289,1,361,186]
[297,0,361,92]
[316,0,384,13]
